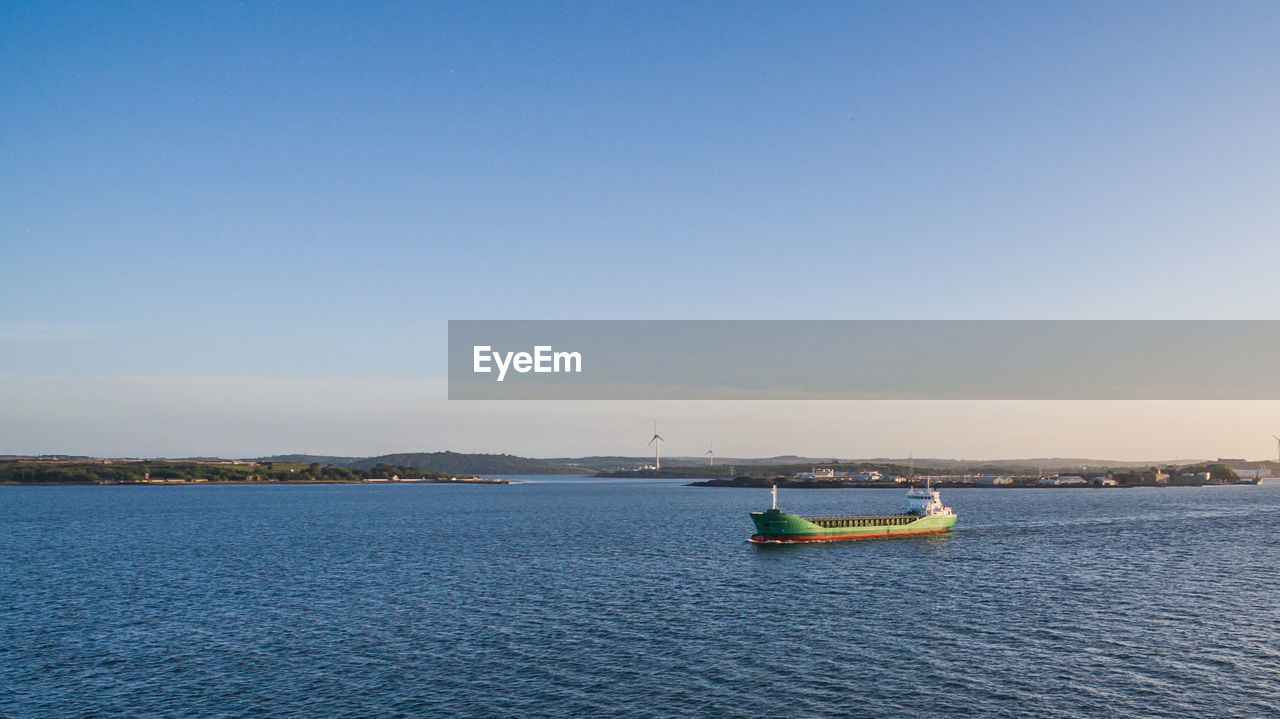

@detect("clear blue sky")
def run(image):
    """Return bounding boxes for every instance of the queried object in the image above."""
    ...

[3,2,1280,457]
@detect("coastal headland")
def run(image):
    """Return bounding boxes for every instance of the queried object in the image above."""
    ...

[0,459,507,485]
[4,453,1273,488]
[594,458,1268,489]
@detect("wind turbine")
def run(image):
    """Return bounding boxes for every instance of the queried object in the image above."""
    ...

[647,420,664,469]
[1272,434,1280,464]
[705,441,715,466]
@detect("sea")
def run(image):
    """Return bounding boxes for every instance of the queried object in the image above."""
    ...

[2,478,1278,718]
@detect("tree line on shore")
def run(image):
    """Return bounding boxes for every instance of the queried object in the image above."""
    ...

[0,460,465,484]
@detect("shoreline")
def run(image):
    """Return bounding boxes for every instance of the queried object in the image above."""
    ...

[687,478,1262,490]
[0,477,512,487]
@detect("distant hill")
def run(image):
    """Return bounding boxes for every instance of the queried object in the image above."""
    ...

[258,454,365,467]
[258,451,588,475]
[351,452,586,475]
[548,456,714,472]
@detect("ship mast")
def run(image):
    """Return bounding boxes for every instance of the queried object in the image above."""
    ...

[910,451,929,490]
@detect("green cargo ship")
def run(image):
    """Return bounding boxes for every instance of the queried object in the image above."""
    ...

[749,483,957,543]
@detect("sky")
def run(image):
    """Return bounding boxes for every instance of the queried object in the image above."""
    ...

[3,1,1280,460]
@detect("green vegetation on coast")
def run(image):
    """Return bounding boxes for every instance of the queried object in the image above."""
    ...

[0,459,502,485]
[260,451,588,475]
[3,452,1270,488]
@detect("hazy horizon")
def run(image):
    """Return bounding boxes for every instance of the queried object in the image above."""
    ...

[4,375,1279,462]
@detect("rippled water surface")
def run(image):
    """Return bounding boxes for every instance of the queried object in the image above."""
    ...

[3,479,1279,718]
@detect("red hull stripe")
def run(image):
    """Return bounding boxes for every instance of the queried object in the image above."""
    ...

[749,528,950,543]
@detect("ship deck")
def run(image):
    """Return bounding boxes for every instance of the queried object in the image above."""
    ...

[799,513,922,528]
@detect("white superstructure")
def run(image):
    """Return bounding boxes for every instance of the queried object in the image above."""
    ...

[904,481,954,517]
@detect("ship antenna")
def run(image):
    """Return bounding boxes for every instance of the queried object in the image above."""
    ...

[771,484,777,510]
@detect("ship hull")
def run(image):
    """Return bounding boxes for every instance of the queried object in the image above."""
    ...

[749,508,956,544]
